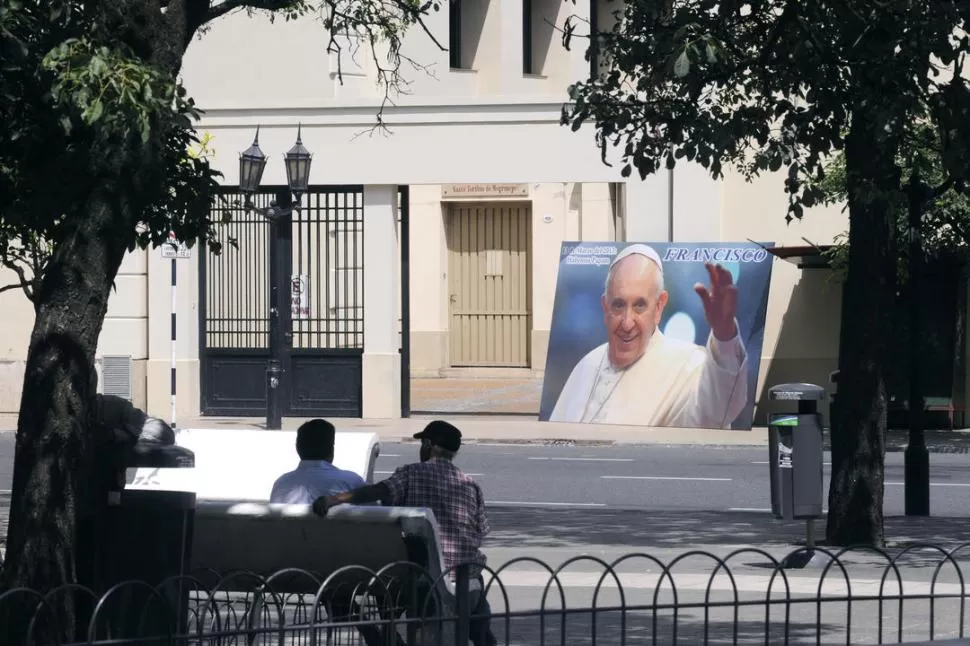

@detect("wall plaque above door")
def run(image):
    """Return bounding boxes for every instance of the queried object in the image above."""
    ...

[441,183,530,199]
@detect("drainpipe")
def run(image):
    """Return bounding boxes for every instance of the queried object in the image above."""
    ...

[667,144,675,242]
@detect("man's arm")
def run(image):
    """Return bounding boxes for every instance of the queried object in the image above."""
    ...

[312,482,391,515]
[313,465,410,516]
[475,484,490,537]
[335,482,391,505]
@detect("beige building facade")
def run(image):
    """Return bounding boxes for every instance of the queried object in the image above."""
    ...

[0,1,853,425]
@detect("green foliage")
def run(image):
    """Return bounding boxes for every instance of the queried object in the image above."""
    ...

[0,0,440,301]
[815,118,970,280]
[561,0,970,224]
[43,38,181,144]
[0,1,224,302]
[820,231,850,279]
[37,35,227,255]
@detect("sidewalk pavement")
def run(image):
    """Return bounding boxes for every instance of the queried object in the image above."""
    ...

[2,412,969,452]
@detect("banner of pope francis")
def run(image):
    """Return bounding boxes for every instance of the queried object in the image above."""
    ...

[538,241,775,431]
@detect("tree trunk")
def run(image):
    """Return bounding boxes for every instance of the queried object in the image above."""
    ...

[0,187,129,645]
[825,107,900,547]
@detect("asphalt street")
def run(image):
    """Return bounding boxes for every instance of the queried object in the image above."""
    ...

[370,440,970,517]
[2,434,970,517]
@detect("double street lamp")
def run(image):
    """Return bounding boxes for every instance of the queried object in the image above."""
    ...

[238,126,313,430]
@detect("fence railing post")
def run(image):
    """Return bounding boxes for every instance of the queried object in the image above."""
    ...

[455,564,470,646]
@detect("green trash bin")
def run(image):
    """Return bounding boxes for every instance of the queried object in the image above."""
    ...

[767,383,825,521]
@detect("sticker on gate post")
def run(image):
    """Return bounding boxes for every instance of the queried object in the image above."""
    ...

[291,274,309,319]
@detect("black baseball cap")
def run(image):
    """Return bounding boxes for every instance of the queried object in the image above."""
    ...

[413,420,462,452]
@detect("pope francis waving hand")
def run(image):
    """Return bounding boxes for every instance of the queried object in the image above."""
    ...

[549,244,748,429]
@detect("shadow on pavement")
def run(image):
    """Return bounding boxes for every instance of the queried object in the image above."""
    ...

[488,606,941,645]
[487,506,970,553]
[872,429,970,454]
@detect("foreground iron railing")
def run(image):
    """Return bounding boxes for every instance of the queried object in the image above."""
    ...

[4,543,970,645]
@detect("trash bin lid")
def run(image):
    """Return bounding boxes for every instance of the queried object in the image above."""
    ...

[124,444,195,469]
[768,383,826,401]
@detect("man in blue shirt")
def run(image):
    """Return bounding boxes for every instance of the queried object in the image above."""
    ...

[270,419,366,503]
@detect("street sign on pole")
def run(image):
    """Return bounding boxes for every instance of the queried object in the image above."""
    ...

[161,232,192,259]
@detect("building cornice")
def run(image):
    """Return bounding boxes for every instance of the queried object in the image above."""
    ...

[195,95,576,128]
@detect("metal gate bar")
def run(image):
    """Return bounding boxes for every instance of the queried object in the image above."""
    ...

[290,189,364,351]
[200,185,366,417]
[203,191,271,350]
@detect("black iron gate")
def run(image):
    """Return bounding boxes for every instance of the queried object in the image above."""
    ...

[200,185,366,417]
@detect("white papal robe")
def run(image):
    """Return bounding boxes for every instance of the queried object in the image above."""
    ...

[548,328,748,429]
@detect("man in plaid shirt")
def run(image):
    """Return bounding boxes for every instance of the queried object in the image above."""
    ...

[314,420,496,646]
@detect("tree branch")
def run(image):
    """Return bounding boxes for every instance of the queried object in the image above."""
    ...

[30,237,43,281]
[0,283,26,296]
[395,0,446,52]
[191,0,445,130]
[932,177,956,199]
[204,0,301,23]
[0,257,35,302]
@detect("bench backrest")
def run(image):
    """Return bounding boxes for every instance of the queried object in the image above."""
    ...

[191,501,457,603]
[126,429,380,502]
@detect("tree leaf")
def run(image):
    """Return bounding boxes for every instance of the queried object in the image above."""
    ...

[705,43,717,64]
[84,99,103,124]
[673,51,690,78]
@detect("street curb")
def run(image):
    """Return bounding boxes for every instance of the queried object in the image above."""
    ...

[418,437,970,453]
[883,444,970,454]
[403,437,619,447]
[4,429,969,453]
[395,436,773,448]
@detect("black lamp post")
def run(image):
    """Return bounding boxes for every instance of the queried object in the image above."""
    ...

[904,171,930,516]
[238,125,313,430]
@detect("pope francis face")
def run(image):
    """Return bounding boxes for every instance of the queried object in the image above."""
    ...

[601,254,668,370]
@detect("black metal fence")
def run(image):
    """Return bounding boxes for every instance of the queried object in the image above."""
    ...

[201,185,367,353]
[5,544,970,645]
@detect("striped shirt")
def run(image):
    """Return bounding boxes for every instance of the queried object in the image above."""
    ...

[382,458,490,578]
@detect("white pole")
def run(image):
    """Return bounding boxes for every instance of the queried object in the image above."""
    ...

[170,254,177,429]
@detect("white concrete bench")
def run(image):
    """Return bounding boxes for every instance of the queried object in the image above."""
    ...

[191,502,459,597]
[190,501,474,644]
[124,428,380,502]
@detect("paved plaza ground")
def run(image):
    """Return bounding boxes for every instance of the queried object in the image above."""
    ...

[410,377,544,415]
